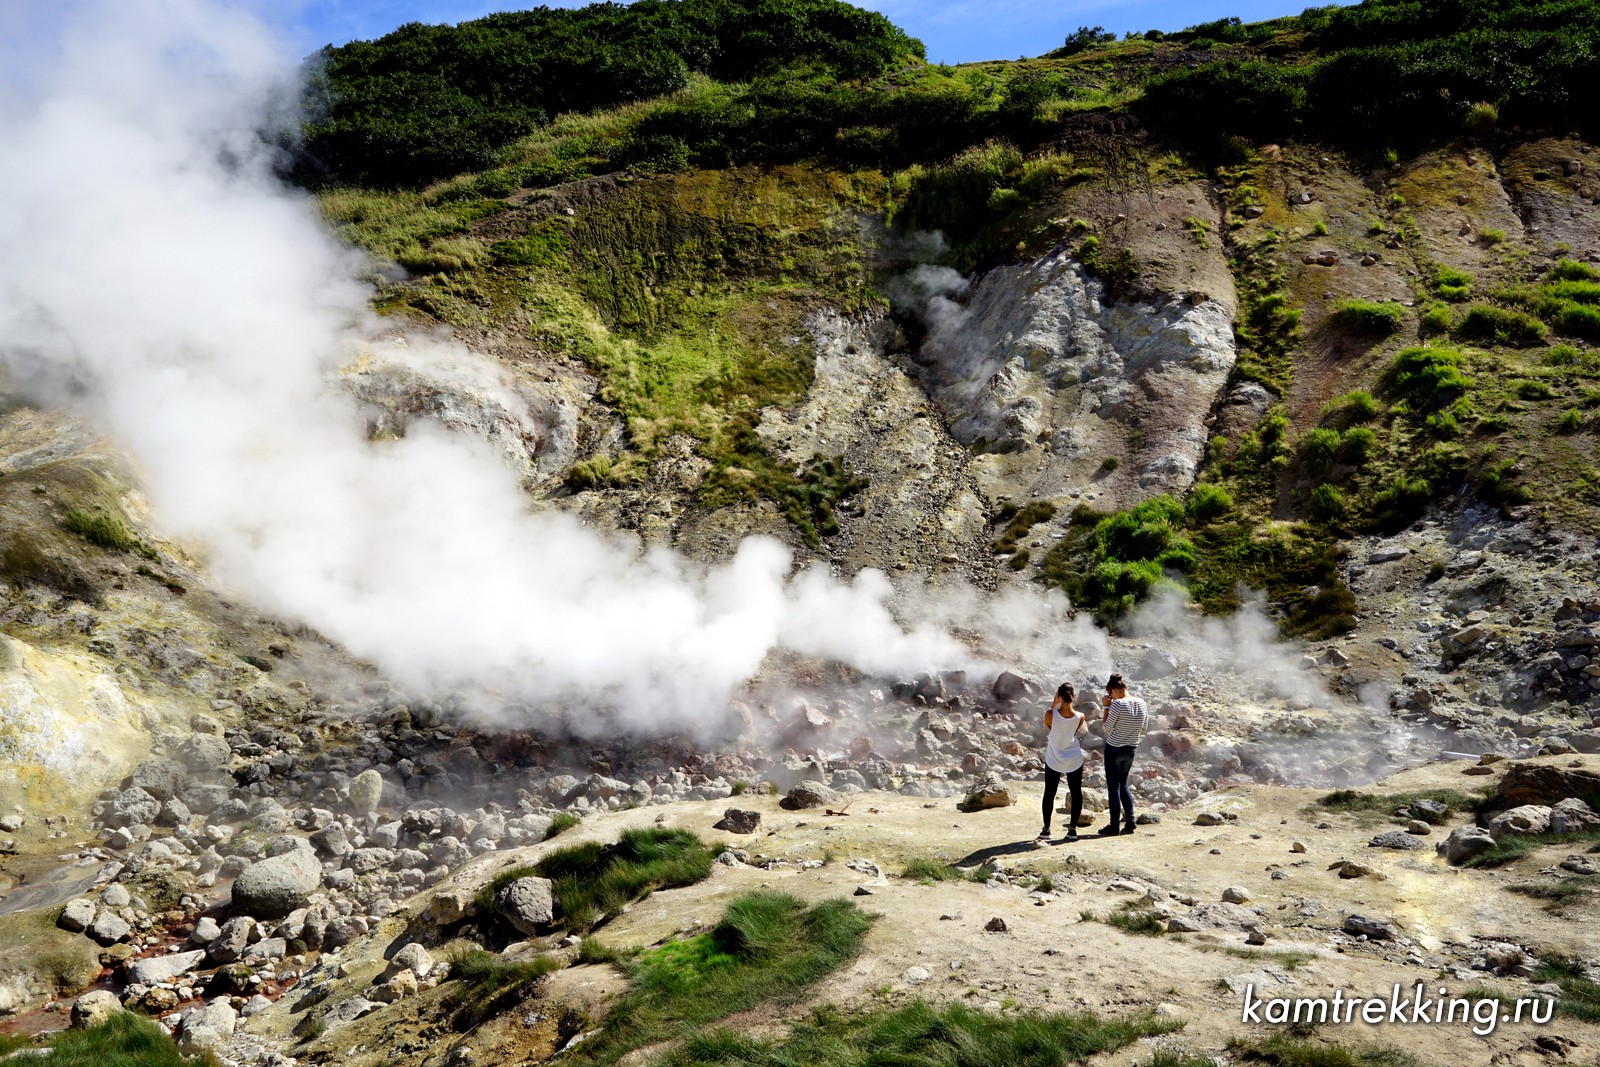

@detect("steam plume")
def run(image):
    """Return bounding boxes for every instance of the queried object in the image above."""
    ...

[0,0,976,732]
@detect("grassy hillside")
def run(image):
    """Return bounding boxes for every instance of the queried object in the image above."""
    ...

[304,0,1600,630]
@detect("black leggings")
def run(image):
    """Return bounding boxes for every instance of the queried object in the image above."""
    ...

[1042,767,1083,832]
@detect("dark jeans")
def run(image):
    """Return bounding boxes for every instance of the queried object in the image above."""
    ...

[1042,766,1083,833]
[1105,743,1137,828]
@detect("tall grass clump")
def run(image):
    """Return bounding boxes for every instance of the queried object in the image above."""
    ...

[568,891,875,1066]
[658,1000,1182,1067]
[536,828,714,930]
[62,508,145,555]
[16,1011,214,1067]
[1329,298,1402,335]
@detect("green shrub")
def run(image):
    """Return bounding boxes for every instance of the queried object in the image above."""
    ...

[536,828,714,931]
[1300,427,1342,474]
[1329,299,1403,335]
[1323,389,1380,424]
[1310,482,1346,521]
[1391,345,1470,404]
[545,812,581,839]
[1187,482,1233,523]
[1480,227,1507,246]
[1340,426,1378,465]
[1465,101,1499,131]
[1551,259,1600,282]
[1370,473,1433,530]
[1477,458,1531,507]
[1457,305,1548,346]
[1420,302,1453,333]
[1558,303,1600,339]
[1513,378,1556,400]
[1559,407,1585,433]
[1312,219,1329,236]
[62,508,144,554]
[1434,264,1473,301]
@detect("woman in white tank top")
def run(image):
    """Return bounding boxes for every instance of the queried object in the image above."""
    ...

[1040,683,1087,841]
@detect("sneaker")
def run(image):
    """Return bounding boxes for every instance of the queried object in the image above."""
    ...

[1064,832,1079,843]
[1096,825,1120,836]
[1121,823,1137,835]
[1037,826,1051,839]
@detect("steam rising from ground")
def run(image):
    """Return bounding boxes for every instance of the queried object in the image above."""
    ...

[0,3,1375,749]
[0,1,991,732]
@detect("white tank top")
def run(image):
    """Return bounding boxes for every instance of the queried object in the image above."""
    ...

[1044,710,1086,773]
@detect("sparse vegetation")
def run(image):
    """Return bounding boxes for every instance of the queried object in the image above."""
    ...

[1329,299,1402,335]
[658,1000,1182,1067]
[62,508,150,557]
[545,812,581,839]
[448,947,563,998]
[535,828,715,930]
[1,1012,216,1067]
[566,891,876,1066]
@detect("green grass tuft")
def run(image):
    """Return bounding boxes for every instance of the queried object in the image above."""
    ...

[658,1000,1182,1067]
[14,1011,215,1067]
[545,811,581,839]
[1329,299,1403,335]
[447,947,563,998]
[1225,1033,1418,1066]
[62,508,149,556]
[536,828,714,931]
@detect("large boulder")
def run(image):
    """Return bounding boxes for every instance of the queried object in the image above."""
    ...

[127,949,207,986]
[70,990,122,1029]
[176,735,232,774]
[992,672,1034,703]
[713,809,762,834]
[961,773,1016,810]
[386,942,434,980]
[780,782,843,811]
[349,769,384,815]
[1552,797,1600,832]
[1488,805,1552,840]
[1438,824,1497,865]
[129,758,188,801]
[58,897,97,933]
[107,787,160,829]
[1343,914,1400,940]
[1135,648,1179,680]
[496,876,555,935]
[230,849,320,918]
[1493,763,1600,809]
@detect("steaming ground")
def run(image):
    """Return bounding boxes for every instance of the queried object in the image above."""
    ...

[0,0,1386,746]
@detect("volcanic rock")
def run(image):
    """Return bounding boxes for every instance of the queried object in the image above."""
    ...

[780,782,843,811]
[496,876,555,935]
[714,808,762,834]
[960,773,1015,810]
[231,848,321,918]
[58,897,96,933]
[70,990,122,1029]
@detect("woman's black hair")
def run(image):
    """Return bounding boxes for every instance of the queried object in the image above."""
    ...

[1056,682,1075,702]
[1106,673,1126,691]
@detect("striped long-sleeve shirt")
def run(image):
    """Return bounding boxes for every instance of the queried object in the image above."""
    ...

[1104,696,1148,748]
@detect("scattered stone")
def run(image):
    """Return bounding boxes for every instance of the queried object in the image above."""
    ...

[960,773,1015,811]
[70,990,122,1029]
[1289,841,1307,854]
[388,943,434,979]
[713,809,761,834]
[496,876,555,935]
[58,897,97,933]
[984,917,1009,933]
[427,889,475,926]
[780,782,843,811]
[1166,915,1203,933]
[903,966,932,984]
[1246,929,1269,945]
[993,672,1033,702]
[231,848,321,919]
[349,769,385,815]
[1221,886,1252,904]
[127,949,208,987]
[1439,825,1497,865]
[87,910,130,945]
[1369,830,1426,851]
[1488,805,1552,840]
[1405,820,1431,835]
[1343,914,1399,940]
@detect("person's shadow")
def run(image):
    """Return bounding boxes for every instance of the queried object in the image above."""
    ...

[954,832,1117,868]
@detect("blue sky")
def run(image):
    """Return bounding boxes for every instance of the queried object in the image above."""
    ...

[279,0,1327,64]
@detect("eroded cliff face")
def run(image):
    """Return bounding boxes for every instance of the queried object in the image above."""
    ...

[906,250,1236,509]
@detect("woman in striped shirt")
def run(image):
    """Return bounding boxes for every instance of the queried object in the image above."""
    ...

[1098,673,1147,836]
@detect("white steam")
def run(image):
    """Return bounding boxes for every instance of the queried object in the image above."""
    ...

[0,0,976,732]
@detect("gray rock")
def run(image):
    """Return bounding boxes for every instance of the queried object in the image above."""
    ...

[101,884,131,908]
[960,773,1015,810]
[71,990,122,1029]
[207,917,255,964]
[231,849,321,918]
[387,942,434,979]
[127,949,207,986]
[1488,805,1552,840]
[992,671,1033,702]
[713,809,762,834]
[243,937,287,962]
[190,917,221,945]
[1369,830,1426,851]
[177,735,232,774]
[0,815,23,833]
[108,787,161,829]
[310,823,351,857]
[1438,825,1497,865]
[58,897,97,933]
[1136,648,1179,680]
[780,782,844,811]
[1221,886,1252,903]
[1343,914,1399,940]
[349,769,384,815]
[496,876,555,935]
[1552,797,1600,832]
[130,758,187,801]
[1166,915,1203,933]
[157,797,192,828]
[350,847,396,874]
[323,996,380,1026]
[87,910,130,945]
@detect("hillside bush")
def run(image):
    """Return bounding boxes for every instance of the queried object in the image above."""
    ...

[1329,298,1403,335]
[1340,426,1378,465]
[535,828,714,931]
[1323,389,1380,424]
[1458,305,1548,346]
[1300,427,1342,474]
[1187,482,1233,523]
[1391,345,1470,406]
